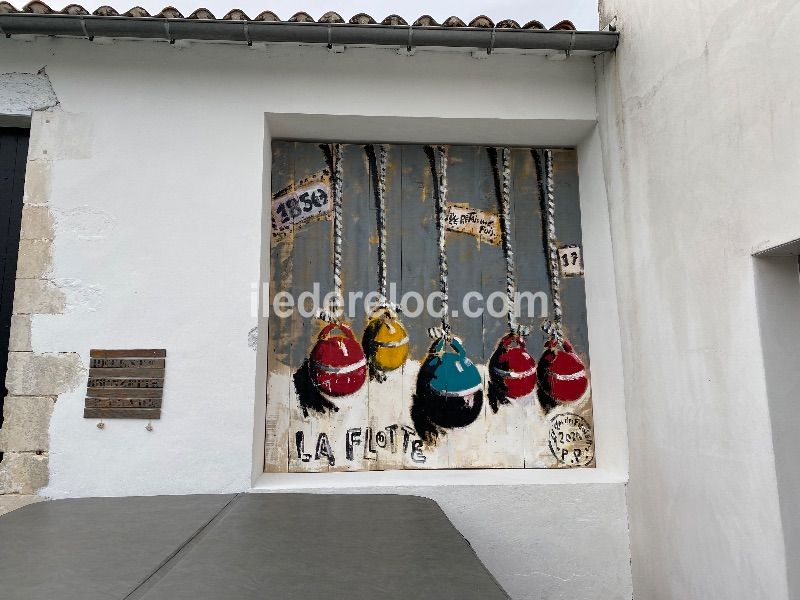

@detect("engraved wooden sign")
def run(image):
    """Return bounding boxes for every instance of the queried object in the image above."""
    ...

[84,349,166,419]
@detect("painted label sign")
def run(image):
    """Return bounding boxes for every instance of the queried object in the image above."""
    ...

[271,170,332,238]
[445,203,501,245]
[558,244,584,277]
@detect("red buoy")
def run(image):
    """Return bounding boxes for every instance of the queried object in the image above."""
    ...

[538,339,588,403]
[310,322,367,397]
[489,333,537,399]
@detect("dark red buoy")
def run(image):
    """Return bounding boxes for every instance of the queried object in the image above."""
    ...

[310,322,367,397]
[489,333,537,399]
[538,339,588,404]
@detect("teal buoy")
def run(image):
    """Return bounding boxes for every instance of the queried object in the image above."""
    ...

[415,336,483,429]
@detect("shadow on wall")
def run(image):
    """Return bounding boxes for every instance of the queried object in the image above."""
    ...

[753,249,800,599]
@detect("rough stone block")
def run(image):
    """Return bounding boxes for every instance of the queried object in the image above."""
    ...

[8,315,31,352]
[21,159,51,205]
[20,205,55,240]
[6,352,83,396]
[0,494,44,517]
[16,239,52,279]
[0,72,58,115]
[0,396,54,452]
[12,279,65,314]
[0,452,48,494]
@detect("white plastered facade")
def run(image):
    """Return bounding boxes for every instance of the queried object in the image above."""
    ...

[0,35,633,599]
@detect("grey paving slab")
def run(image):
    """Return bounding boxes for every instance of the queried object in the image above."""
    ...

[0,493,237,600]
[138,494,510,600]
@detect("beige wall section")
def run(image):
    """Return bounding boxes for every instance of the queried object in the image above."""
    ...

[597,1,800,598]
[0,110,85,516]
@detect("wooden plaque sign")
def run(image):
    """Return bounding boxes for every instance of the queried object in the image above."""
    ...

[84,349,166,419]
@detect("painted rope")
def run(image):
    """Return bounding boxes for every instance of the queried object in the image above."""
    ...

[542,148,564,344]
[428,145,451,340]
[318,143,344,323]
[498,148,530,337]
[376,144,389,302]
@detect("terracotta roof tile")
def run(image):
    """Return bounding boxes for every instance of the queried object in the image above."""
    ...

[253,10,278,21]
[24,0,53,13]
[288,11,313,23]
[91,4,116,15]
[522,19,546,30]
[381,14,407,26]
[186,7,214,19]
[123,6,150,17]
[222,8,248,20]
[0,4,580,31]
[317,10,343,24]
[349,13,375,25]
[412,15,439,27]
[156,5,182,18]
[441,16,466,27]
[549,20,576,31]
[468,16,493,28]
[61,3,88,14]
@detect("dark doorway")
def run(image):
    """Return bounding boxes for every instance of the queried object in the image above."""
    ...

[0,128,29,457]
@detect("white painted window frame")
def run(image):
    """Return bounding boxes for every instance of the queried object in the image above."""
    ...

[251,113,629,490]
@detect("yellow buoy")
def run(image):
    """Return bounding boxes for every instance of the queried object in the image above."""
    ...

[363,309,409,375]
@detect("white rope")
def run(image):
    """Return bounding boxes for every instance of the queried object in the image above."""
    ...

[319,143,344,323]
[376,144,388,301]
[428,145,451,340]
[497,148,530,337]
[542,148,563,343]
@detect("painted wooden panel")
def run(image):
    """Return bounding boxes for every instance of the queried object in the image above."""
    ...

[265,143,594,472]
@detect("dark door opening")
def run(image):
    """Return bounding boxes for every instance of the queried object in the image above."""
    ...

[0,128,29,460]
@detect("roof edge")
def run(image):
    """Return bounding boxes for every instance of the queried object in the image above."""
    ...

[0,14,619,52]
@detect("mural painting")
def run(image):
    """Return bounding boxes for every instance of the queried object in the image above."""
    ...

[265,142,594,472]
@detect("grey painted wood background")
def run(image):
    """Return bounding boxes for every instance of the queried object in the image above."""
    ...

[265,142,593,472]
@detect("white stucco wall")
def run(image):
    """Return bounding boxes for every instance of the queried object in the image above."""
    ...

[1,36,632,599]
[597,1,800,598]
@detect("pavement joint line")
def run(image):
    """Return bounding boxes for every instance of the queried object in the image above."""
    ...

[121,493,244,600]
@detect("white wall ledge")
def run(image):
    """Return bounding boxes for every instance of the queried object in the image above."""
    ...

[253,467,627,490]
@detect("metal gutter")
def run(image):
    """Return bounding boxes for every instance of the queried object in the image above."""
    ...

[0,14,619,52]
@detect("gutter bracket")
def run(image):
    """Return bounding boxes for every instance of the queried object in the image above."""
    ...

[397,24,415,56]
[79,16,93,41]
[326,24,345,53]
[243,20,251,46]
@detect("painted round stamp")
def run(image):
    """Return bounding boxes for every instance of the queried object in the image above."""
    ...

[549,413,594,467]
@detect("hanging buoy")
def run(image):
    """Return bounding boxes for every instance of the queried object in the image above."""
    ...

[363,307,409,375]
[361,144,408,379]
[307,143,366,399]
[413,146,481,434]
[489,333,537,399]
[538,338,588,404]
[417,336,483,428]
[534,148,591,407]
[310,322,367,397]
[488,147,536,403]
